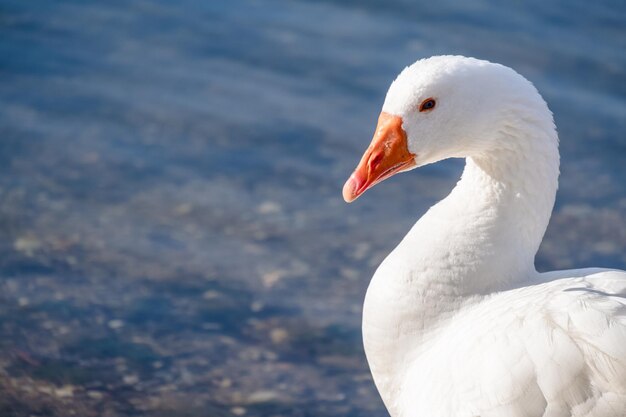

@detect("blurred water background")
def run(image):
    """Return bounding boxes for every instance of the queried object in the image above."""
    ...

[0,1,624,416]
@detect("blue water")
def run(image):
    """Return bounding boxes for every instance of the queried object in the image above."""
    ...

[0,1,624,416]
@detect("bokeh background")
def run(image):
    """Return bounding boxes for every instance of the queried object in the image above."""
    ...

[0,1,624,416]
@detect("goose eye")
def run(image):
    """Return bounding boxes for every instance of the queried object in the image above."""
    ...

[419,98,436,112]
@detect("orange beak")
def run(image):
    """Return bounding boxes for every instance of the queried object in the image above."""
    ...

[342,112,416,203]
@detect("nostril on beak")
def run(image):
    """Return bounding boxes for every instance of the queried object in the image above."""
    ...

[369,153,383,171]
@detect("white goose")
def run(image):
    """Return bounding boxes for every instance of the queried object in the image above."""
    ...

[342,56,626,417]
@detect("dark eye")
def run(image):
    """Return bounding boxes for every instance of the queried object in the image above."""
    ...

[419,98,436,112]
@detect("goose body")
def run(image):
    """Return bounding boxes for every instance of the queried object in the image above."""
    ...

[343,56,626,417]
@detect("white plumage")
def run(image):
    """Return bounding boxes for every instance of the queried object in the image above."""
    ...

[343,56,626,417]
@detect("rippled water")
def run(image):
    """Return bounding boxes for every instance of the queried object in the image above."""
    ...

[0,1,624,416]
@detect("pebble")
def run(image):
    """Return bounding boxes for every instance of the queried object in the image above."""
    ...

[269,328,289,345]
[37,386,54,395]
[87,390,103,400]
[257,201,282,215]
[123,374,139,385]
[352,242,371,260]
[340,267,359,280]
[250,301,264,312]
[108,320,125,329]
[14,236,41,255]
[202,290,221,300]
[174,203,193,215]
[261,270,288,288]
[230,406,247,416]
[54,385,74,398]
[246,390,279,404]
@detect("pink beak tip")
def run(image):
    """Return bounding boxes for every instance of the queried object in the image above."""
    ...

[342,175,358,203]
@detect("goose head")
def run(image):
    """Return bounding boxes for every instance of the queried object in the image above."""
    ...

[342,55,543,202]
